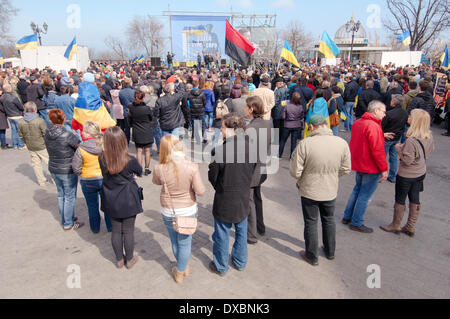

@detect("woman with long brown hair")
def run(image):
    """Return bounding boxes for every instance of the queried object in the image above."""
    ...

[152,134,205,283]
[99,126,143,269]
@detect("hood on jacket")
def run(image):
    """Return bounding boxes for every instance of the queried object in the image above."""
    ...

[23,112,40,123]
[80,138,102,155]
[190,89,203,97]
[46,124,67,140]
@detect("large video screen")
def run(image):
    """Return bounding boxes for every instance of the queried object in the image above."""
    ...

[171,15,229,62]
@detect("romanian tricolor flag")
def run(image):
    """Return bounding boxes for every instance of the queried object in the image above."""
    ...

[397,30,411,47]
[280,40,299,68]
[64,37,77,61]
[225,19,255,67]
[318,31,340,59]
[16,34,38,50]
[440,45,449,70]
[0,49,4,65]
[72,82,116,138]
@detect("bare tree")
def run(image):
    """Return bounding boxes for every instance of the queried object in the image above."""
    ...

[126,15,164,57]
[0,0,18,43]
[88,47,96,59]
[104,36,127,60]
[384,0,450,51]
[283,20,313,58]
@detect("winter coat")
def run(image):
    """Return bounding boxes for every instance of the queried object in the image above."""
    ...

[252,87,275,120]
[203,89,216,113]
[0,100,8,130]
[128,102,154,145]
[403,90,419,111]
[289,127,351,201]
[44,124,80,175]
[18,113,47,151]
[381,107,409,141]
[208,135,256,224]
[99,155,143,219]
[119,86,135,117]
[17,79,30,104]
[355,88,381,118]
[26,84,45,110]
[42,91,57,110]
[349,112,388,174]
[156,89,186,131]
[282,102,304,129]
[343,80,359,103]
[397,136,434,179]
[273,86,289,120]
[409,91,436,120]
[0,92,24,117]
[187,89,206,116]
[72,138,103,180]
[384,85,403,111]
[110,90,124,120]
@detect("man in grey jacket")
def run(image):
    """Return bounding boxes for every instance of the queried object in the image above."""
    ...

[289,115,351,266]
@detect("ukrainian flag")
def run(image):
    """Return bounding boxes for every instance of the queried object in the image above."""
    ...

[318,31,340,59]
[440,45,449,70]
[280,40,299,68]
[132,56,138,62]
[137,55,144,63]
[16,34,38,50]
[0,49,3,65]
[64,37,77,61]
[397,30,411,47]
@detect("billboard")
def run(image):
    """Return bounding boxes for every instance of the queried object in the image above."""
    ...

[171,15,229,62]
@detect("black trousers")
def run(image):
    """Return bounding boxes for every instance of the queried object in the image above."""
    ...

[301,197,336,262]
[117,117,131,144]
[446,114,450,134]
[272,119,284,143]
[248,185,266,241]
[395,174,425,205]
[279,127,301,158]
[110,216,136,262]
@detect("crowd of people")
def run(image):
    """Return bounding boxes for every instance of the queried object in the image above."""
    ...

[0,58,447,282]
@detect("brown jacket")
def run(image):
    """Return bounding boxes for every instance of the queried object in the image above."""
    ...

[396,136,434,179]
[152,159,206,209]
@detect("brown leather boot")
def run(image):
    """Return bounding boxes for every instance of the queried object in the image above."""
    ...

[380,203,406,234]
[172,267,184,284]
[401,203,420,237]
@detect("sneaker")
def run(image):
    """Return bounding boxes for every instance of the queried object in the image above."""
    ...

[322,246,335,260]
[442,132,450,137]
[349,224,373,233]
[39,181,50,187]
[63,221,84,231]
[17,146,27,151]
[300,250,319,266]
[144,169,152,176]
[209,261,226,277]
[247,238,258,245]
[342,218,351,225]
[387,178,396,183]
[1,144,13,150]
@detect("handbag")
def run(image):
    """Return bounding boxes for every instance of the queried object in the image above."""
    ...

[328,98,340,127]
[118,173,144,201]
[160,166,198,235]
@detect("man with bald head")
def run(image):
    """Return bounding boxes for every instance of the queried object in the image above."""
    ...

[355,80,381,119]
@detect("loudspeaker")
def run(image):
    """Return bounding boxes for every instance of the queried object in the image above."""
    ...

[221,59,227,65]
[151,57,161,67]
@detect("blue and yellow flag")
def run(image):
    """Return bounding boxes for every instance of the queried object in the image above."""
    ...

[64,37,77,61]
[280,40,299,68]
[318,31,340,59]
[397,30,411,47]
[0,49,4,65]
[440,45,449,70]
[132,56,138,62]
[16,34,38,50]
[137,55,144,63]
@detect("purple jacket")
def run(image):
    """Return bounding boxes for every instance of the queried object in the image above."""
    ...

[282,102,304,129]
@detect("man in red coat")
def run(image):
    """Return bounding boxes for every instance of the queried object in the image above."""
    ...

[343,100,388,233]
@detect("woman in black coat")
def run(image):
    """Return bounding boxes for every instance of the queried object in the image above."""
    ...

[0,89,11,148]
[128,90,153,176]
[99,126,143,269]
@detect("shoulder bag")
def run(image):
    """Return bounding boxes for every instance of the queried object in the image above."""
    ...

[328,98,340,127]
[118,173,144,201]
[160,166,197,235]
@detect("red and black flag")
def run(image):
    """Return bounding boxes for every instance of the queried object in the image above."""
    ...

[225,20,255,67]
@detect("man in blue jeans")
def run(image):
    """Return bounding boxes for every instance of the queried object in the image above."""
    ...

[343,101,388,233]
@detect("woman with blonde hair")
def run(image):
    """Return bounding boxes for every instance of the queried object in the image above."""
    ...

[152,134,205,283]
[380,109,434,237]
[72,121,112,233]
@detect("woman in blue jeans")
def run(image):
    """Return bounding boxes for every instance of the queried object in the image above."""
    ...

[152,134,205,284]
[72,121,112,233]
[44,109,83,231]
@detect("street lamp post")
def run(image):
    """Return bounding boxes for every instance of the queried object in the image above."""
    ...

[30,22,48,46]
[345,17,361,66]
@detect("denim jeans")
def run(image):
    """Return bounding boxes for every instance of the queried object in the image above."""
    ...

[278,127,301,158]
[162,214,194,272]
[191,115,206,143]
[331,126,339,136]
[343,172,382,227]
[8,118,25,148]
[38,109,50,125]
[162,127,180,138]
[80,179,112,233]
[211,128,221,149]
[212,217,248,274]
[301,197,336,262]
[51,173,78,228]
[343,102,354,131]
[204,112,214,128]
[385,139,400,181]
[0,129,6,146]
[153,121,162,151]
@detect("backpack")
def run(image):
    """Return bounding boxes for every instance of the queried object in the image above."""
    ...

[215,98,230,119]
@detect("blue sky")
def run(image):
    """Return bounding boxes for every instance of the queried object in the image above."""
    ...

[8,0,388,55]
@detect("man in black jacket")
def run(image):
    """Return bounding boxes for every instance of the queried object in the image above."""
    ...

[17,75,30,104]
[384,81,404,111]
[187,80,207,143]
[443,92,450,137]
[355,80,381,119]
[409,79,436,123]
[26,76,47,124]
[382,94,409,183]
[342,75,359,131]
[0,83,25,149]
[155,82,185,137]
